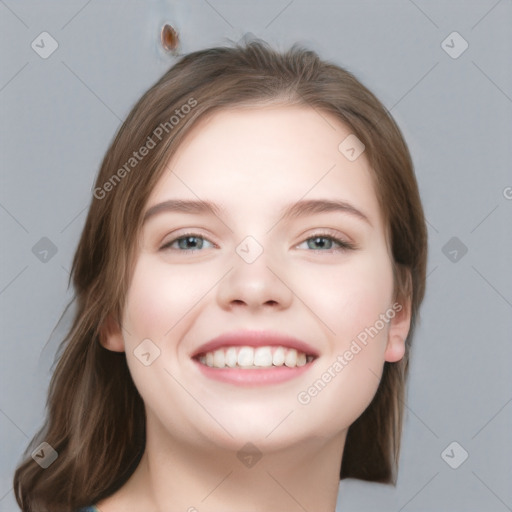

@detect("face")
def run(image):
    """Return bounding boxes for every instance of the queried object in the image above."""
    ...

[103,105,410,453]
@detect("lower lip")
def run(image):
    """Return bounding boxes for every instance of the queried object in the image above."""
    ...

[193,359,315,385]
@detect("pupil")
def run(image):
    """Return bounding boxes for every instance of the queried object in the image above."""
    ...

[311,237,329,249]
[183,236,200,249]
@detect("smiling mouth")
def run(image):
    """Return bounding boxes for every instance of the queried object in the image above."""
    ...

[195,345,316,369]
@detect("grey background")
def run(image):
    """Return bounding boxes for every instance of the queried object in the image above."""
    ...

[1,1,511,511]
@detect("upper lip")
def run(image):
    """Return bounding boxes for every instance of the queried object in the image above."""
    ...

[191,330,320,358]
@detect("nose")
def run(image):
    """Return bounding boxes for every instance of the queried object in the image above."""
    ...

[216,244,293,313]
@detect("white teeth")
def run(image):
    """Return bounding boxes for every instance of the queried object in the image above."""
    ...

[213,349,225,368]
[272,346,285,366]
[253,347,273,367]
[197,345,314,369]
[225,347,238,367]
[238,346,254,367]
[284,348,297,367]
[296,352,306,367]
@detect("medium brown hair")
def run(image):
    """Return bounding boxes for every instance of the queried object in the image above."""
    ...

[14,39,427,511]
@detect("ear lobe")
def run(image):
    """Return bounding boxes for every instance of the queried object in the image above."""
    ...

[99,313,125,352]
[384,298,411,363]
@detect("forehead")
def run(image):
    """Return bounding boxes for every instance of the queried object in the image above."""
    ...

[146,105,384,231]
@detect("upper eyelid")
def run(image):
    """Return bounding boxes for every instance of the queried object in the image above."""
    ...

[160,230,217,247]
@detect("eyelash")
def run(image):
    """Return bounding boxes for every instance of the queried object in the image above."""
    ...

[160,231,356,253]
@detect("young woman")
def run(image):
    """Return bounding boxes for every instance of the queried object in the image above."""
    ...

[14,40,427,512]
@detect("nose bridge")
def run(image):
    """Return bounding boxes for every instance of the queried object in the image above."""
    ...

[216,234,292,311]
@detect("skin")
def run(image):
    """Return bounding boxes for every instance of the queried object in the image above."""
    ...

[98,105,411,512]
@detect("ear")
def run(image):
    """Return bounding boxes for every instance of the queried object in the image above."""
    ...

[384,297,411,363]
[99,313,125,353]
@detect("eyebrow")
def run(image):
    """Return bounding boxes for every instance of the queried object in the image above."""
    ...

[142,198,372,226]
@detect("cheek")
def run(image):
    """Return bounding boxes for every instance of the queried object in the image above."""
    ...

[293,254,395,431]
[121,258,200,418]
[301,250,395,342]
[123,257,211,343]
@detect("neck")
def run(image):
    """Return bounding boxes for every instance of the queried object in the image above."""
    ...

[115,416,346,512]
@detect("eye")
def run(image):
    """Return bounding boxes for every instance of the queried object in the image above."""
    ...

[160,233,216,252]
[297,232,356,252]
[159,231,355,253]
